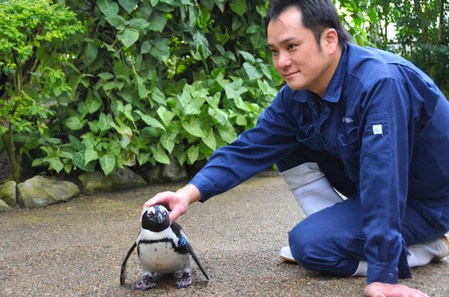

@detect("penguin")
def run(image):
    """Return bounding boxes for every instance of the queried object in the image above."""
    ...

[120,204,209,290]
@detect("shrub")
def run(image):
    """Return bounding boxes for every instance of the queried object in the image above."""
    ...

[0,0,84,181]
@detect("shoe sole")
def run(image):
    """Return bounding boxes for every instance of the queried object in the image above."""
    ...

[439,235,449,259]
[442,235,449,247]
[431,235,449,262]
[279,254,298,263]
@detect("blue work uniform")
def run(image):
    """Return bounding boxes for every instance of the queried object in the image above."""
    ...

[189,43,449,284]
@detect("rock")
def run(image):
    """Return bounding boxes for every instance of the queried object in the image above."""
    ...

[0,198,12,212]
[17,176,80,208]
[79,167,147,195]
[161,162,188,182]
[78,171,113,195]
[143,166,162,184]
[143,162,188,184]
[0,180,16,206]
[110,167,147,189]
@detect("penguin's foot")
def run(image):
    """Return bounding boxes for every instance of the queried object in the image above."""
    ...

[133,274,156,290]
[176,271,192,288]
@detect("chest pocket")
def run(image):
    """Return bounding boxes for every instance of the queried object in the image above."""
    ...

[337,126,358,148]
[296,122,324,151]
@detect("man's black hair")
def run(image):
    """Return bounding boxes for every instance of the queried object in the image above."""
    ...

[265,0,351,48]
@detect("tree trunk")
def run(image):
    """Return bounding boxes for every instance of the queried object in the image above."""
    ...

[2,129,20,182]
[438,0,445,45]
[3,66,24,183]
[423,0,429,43]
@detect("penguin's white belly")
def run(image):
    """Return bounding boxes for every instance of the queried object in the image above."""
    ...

[139,241,190,274]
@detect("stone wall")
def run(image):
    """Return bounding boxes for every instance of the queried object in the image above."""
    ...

[0,151,191,211]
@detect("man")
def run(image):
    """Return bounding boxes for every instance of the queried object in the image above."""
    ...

[143,0,449,296]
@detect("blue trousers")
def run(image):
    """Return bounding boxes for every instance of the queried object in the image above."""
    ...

[276,147,449,276]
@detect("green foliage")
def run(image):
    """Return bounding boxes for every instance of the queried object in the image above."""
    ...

[32,0,281,176]
[0,0,84,181]
[335,0,372,45]
[335,0,448,95]
[362,0,449,96]
[396,1,448,95]
[7,0,447,179]
[407,44,449,96]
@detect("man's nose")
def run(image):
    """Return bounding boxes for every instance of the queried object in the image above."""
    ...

[277,51,292,68]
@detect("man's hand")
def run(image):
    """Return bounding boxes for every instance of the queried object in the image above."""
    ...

[142,184,201,224]
[365,282,428,297]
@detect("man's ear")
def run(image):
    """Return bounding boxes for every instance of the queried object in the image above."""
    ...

[322,28,339,54]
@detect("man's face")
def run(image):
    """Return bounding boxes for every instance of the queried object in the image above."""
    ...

[267,6,337,97]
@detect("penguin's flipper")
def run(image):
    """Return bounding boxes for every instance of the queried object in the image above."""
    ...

[185,240,210,280]
[120,241,137,285]
[171,222,209,280]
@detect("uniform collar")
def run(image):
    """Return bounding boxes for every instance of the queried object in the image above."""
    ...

[292,43,349,103]
[322,43,348,103]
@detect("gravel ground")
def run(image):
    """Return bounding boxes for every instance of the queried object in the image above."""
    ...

[1,174,448,297]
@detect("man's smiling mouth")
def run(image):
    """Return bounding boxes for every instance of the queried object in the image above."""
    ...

[284,71,299,78]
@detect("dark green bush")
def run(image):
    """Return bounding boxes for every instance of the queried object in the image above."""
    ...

[2,0,447,180]
[0,0,84,181]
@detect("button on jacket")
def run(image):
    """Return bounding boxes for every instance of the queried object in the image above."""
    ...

[190,43,449,283]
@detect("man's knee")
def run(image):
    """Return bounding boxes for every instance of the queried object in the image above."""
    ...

[288,221,330,270]
[288,221,358,276]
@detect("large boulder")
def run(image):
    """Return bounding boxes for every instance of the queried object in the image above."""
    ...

[79,167,147,195]
[78,171,113,195]
[144,162,188,183]
[110,167,148,189]
[0,180,16,206]
[0,199,12,212]
[17,176,80,208]
[161,162,188,182]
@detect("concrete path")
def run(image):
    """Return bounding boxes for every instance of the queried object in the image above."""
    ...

[1,174,448,296]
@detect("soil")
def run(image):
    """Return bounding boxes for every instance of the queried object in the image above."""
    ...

[1,175,449,296]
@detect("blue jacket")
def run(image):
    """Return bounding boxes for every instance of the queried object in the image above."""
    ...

[190,43,449,283]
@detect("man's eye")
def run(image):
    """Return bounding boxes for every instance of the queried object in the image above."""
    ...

[288,44,297,50]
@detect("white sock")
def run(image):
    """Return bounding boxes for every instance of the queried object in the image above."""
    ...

[292,177,343,216]
[281,162,343,216]
[351,261,367,277]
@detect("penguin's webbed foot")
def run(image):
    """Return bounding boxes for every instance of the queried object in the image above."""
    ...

[176,270,192,288]
[133,274,156,290]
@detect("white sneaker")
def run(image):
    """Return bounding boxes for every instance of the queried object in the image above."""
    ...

[279,246,297,263]
[431,235,449,261]
[407,235,449,267]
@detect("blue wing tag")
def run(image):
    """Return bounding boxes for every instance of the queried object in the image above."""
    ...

[179,235,187,247]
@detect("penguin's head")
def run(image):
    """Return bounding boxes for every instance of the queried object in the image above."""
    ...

[141,204,170,232]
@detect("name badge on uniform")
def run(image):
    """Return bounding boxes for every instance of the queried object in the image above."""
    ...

[372,124,383,135]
